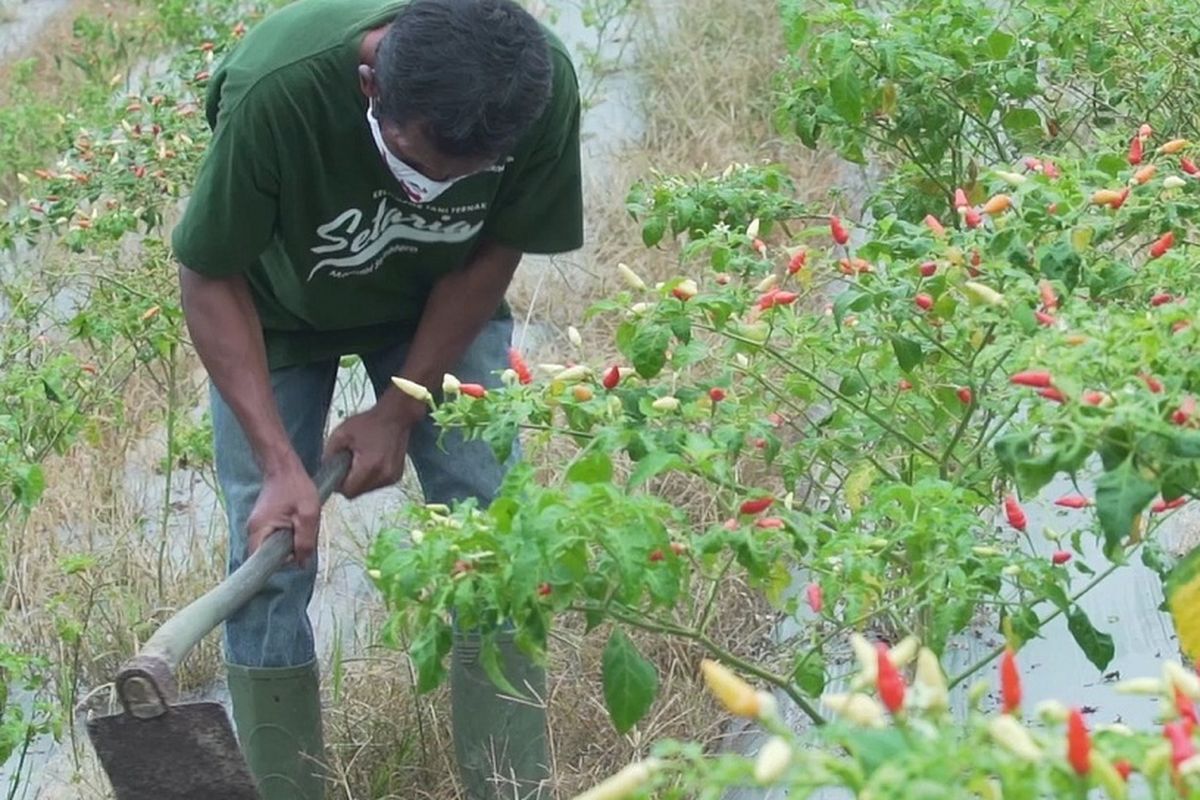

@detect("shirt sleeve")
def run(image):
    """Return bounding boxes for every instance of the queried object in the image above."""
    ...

[482,47,584,255]
[170,81,281,277]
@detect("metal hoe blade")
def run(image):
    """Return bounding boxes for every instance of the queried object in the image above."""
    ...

[86,701,258,800]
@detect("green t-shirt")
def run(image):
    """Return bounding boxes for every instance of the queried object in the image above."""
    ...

[171,0,584,369]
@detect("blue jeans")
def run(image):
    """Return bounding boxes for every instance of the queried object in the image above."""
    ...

[212,319,515,668]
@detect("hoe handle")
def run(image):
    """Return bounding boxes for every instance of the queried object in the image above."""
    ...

[114,451,352,718]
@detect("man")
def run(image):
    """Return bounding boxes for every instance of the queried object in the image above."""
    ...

[170,0,582,797]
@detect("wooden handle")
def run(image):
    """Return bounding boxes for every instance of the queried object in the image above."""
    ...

[116,451,351,711]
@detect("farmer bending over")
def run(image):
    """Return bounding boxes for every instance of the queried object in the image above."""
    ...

[171,0,582,797]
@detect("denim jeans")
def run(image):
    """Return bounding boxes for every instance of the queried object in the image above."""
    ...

[211,319,515,668]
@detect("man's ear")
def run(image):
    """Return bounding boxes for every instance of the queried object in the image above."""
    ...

[357,65,376,100]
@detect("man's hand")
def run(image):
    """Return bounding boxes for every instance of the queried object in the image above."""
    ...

[324,406,413,499]
[247,458,322,567]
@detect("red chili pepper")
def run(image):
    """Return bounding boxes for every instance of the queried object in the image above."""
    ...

[1035,311,1057,327]
[1038,279,1058,311]
[460,383,488,398]
[602,365,621,390]
[753,238,767,257]
[875,643,906,714]
[1177,685,1198,733]
[1152,293,1175,307]
[1175,320,1192,334]
[1052,550,1072,565]
[1108,187,1131,210]
[1138,123,1153,141]
[915,293,934,311]
[806,583,823,614]
[1174,395,1197,426]
[830,216,850,245]
[1054,495,1091,509]
[1183,157,1199,176]
[924,214,946,237]
[1000,647,1022,714]
[1067,708,1091,775]
[772,291,799,306]
[1150,231,1176,259]
[1141,373,1164,393]
[954,188,970,210]
[649,549,665,562]
[788,250,807,274]
[755,517,785,530]
[964,208,982,229]
[1129,136,1144,166]
[1010,370,1054,388]
[1004,495,1027,532]
[740,497,774,515]
[709,387,727,403]
[1114,759,1133,781]
[1043,161,1060,179]
[1082,390,1106,406]
[670,542,687,556]
[537,582,552,597]
[957,386,973,405]
[1165,720,1197,768]
[971,249,982,268]
[757,289,780,310]
[1152,496,1188,514]
[898,379,913,391]
[508,348,534,385]
[919,261,937,277]
[1038,387,1067,404]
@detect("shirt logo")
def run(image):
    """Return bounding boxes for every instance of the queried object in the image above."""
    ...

[308,194,485,281]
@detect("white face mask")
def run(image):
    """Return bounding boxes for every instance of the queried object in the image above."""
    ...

[366,102,463,203]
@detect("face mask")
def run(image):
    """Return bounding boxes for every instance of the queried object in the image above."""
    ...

[366,102,462,203]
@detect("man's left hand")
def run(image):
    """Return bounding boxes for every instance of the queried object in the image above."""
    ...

[324,406,412,499]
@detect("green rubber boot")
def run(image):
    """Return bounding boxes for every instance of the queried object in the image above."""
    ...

[451,630,550,800]
[227,660,326,800]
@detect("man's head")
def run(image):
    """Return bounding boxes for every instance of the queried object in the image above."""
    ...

[358,0,553,184]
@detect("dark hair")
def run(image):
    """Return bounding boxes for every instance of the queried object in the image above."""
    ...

[374,0,553,159]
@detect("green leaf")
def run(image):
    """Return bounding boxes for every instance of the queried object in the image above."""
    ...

[1001,108,1041,135]
[479,639,528,699]
[567,449,613,484]
[1094,460,1158,556]
[411,622,453,693]
[642,216,666,247]
[1066,606,1115,672]
[890,335,924,373]
[628,450,683,489]
[1038,240,1083,290]
[631,324,672,379]
[986,30,1015,59]
[830,63,864,124]
[601,629,659,733]
[794,655,826,697]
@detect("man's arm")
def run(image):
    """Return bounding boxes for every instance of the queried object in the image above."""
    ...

[180,266,322,564]
[324,238,521,496]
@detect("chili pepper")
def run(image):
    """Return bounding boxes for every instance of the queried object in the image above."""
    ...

[651,396,680,412]
[753,238,767,257]
[954,188,970,209]
[1175,321,1192,334]
[1161,138,1190,155]
[1000,647,1022,714]
[1129,136,1144,165]
[755,517,785,529]
[1082,390,1107,406]
[982,194,1012,214]
[672,278,698,300]
[1150,231,1175,259]
[924,214,947,236]
[753,736,792,784]
[1024,157,1043,172]
[1043,161,1060,179]
[989,714,1042,761]
[537,582,552,597]
[722,518,739,531]
[1141,373,1164,393]
[1004,495,1027,531]
[1174,395,1196,426]
[1038,279,1058,311]
[1134,164,1158,184]
[1178,685,1199,732]
[915,647,949,712]
[806,583,823,613]
[602,365,621,390]
[1165,175,1188,189]
[442,373,462,395]
[1055,495,1092,509]
[392,376,434,404]
[1183,157,1199,175]
[964,207,983,228]
[898,379,913,391]
[824,693,887,728]
[648,549,665,562]
[1139,123,1153,141]
[1152,293,1175,306]
[915,293,934,311]
[875,643,906,714]
[1038,387,1067,404]
[963,281,1005,306]
[508,348,534,385]
[1110,187,1130,209]
[830,215,850,245]
[1152,496,1188,513]
[460,383,487,398]
[957,386,973,405]
[708,387,727,403]
[1035,311,1057,327]
[759,290,798,309]
[572,385,594,402]
[920,261,937,277]
[740,497,774,515]
[573,759,662,800]
[670,542,688,556]
[1165,720,1197,769]
[971,249,982,268]
[1010,370,1054,388]
[617,262,647,290]
[714,273,731,285]
[451,559,474,577]
[1114,759,1133,781]
[1067,708,1091,775]
[1052,550,1072,565]
[700,659,762,718]
[788,250,807,274]
[995,170,1027,186]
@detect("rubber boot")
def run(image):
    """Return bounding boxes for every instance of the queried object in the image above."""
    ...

[451,630,550,800]
[227,660,326,800]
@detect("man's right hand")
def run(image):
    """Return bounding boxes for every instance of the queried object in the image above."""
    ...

[246,458,322,567]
